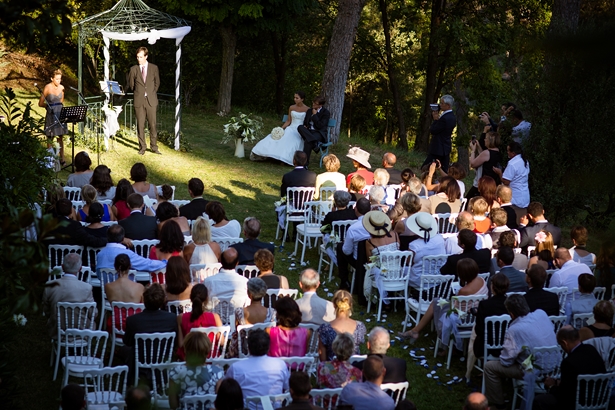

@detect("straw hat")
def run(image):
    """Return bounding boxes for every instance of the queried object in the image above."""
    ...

[346,147,371,169]
[362,211,392,237]
[405,212,438,242]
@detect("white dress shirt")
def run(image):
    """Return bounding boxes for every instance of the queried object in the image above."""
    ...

[549,260,593,303]
[502,154,530,208]
[203,268,249,309]
[226,355,289,409]
[342,215,370,259]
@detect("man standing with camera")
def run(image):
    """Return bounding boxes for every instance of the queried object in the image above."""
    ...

[421,94,456,172]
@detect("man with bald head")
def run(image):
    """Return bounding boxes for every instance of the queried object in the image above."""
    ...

[444,211,487,255]
[353,326,407,383]
[464,392,489,410]
[382,152,402,184]
[550,248,593,304]
[203,248,249,309]
[496,184,518,229]
[295,269,335,325]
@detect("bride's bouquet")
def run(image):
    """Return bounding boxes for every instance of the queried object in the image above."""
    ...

[271,127,285,140]
[222,113,264,144]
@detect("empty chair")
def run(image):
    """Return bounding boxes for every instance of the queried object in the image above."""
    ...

[575,372,615,410]
[293,202,325,265]
[276,187,315,244]
[380,382,410,406]
[61,329,108,387]
[134,332,176,386]
[108,302,144,365]
[83,365,129,409]
[64,186,82,201]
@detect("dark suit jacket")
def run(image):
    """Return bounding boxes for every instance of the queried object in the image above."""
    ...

[46,216,107,248]
[119,212,158,240]
[524,288,560,316]
[473,294,509,358]
[496,266,528,293]
[501,205,519,229]
[128,62,159,107]
[281,167,317,197]
[428,111,456,156]
[123,309,178,348]
[302,107,331,142]
[230,238,275,265]
[551,343,606,410]
[353,354,407,383]
[281,399,324,410]
[519,221,562,248]
[385,168,403,185]
[440,248,492,277]
[321,208,357,235]
[179,198,209,220]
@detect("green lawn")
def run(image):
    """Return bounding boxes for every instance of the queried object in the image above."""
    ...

[13,97,489,409]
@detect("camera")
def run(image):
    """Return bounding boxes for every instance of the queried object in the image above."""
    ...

[430,103,440,111]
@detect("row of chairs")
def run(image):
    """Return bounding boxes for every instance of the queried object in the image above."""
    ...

[63,185,176,202]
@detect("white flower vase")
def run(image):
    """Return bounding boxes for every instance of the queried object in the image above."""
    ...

[234,138,245,158]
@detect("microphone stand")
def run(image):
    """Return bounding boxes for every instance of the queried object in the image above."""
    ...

[34,83,67,170]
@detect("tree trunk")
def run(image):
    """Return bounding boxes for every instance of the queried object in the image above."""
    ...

[378,0,407,150]
[549,0,581,35]
[321,0,367,144]
[415,0,445,153]
[271,32,287,115]
[217,24,236,115]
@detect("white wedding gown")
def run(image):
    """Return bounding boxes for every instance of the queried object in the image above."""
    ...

[250,110,306,166]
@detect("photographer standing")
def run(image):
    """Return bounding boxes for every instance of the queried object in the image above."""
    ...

[421,95,456,173]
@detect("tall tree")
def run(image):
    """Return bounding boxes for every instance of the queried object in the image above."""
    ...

[321,0,368,143]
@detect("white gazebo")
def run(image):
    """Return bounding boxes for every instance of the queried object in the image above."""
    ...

[74,0,191,150]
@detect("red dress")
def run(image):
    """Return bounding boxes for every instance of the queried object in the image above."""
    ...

[114,200,131,220]
[177,312,218,360]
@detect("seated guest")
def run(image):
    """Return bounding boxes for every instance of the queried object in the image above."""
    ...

[427,176,462,214]
[354,327,407,383]
[318,290,366,361]
[523,265,560,316]
[314,154,346,200]
[176,284,222,360]
[152,184,174,212]
[348,174,367,202]
[295,269,335,325]
[364,211,399,306]
[345,146,374,187]
[283,371,326,410]
[203,248,249,310]
[230,217,274,265]
[382,152,402,185]
[165,256,193,301]
[406,176,430,211]
[368,185,388,212]
[373,168,396,206]
[90,164,116,202]
[339,356,395,410]
[125,386,151,410]
[84,202,111,238]
[464,393,489,410]
[149,220,184,261]
[214,379,244,410]
[444,212,486,254]
[483,207,510,249]
[280,151,317,197]
[183,216,221,265]
[42,253,96,339]
[76,184,115,222]
[169,331,225,409]
[491,246,527,293]
[321,191,356,235]
[317,332,362,388]
[469,197,491,234]
[66,151,93,188]
[489,231,527,274]
[483,295,557,409]
[527,230,555,270]
[569,225,596,266]
[256,248,289,291]
[179,178,209,220]
[565,273,597,325]
[61,383,86,410]
[533,326,606,410]
[495,184,518,229]
[156,201,190,236]
[440,229,492,277]
[550,247,593,303]
[96,225,166,272]
[267,297,310,357]
[579,300,615,341]
[519,201,562,248]
[105,254,145,304]
[119,193,158,240]
[130,162,158,199]
[390,193,422,250]
[45,198,107,248]
[406,212,446,292]
[207,201,241,239]
[226,329,289,404]
[112,179,135,221]
[472,274,510,361]
[337,198,371,291]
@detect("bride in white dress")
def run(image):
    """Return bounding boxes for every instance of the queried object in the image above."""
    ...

[250,92,309,166]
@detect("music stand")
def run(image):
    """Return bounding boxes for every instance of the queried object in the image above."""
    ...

[59,105,88,173]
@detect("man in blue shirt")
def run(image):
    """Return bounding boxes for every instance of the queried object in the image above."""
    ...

[339,356,395,410]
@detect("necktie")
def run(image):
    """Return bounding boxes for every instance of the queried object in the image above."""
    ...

[141,66,146,82]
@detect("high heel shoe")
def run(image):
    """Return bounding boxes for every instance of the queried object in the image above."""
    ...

[397,330,419,344]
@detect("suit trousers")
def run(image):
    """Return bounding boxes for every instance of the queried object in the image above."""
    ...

[336,242,356,289]
[484,360,524,406]
[135,98,158,151]
[298,126,320,165]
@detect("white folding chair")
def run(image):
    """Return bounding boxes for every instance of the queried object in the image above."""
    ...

[134,332,176,386]
[47,266,92,283]
[84,246,105,273]
[511,345,563,410]
[165,299,193,315]
[48,244,84,272]
[263,289,299,307]
[52,301,98,381]
[387,184,402,200]
[72,200,86,213]
[108,302,144,365]
[63,186,82,201]
[142,195,157,208]
[169,199,190,208]
[276,187,315,244]
[279,356,314,373]
[318,186,337,201]
[433,213,459,234]
[236,322,277,358]
[348,355,368,365]
[61,329,108,387]
[506,291,526,297]
[404,273,454,332]
[572,313,594,329]
[99,199,113,207]
[181,394,218,409]
[98,268,137,330]
[549,315,568,334]
[132,239,160,259]
[575,372,615,410]
[317,219,357,282]
[380,382,409,406]
[236,265,260,279]
[544,286,569,313]
[299,323,320,360]
[572,287,606,301]
[435,294,488,369]
[214,237,243,252]
[210,297,235,326]
[310,388,343,410]
[83,365,129,409]
[478,272,490,282]
[368,250,413,321]
[149,362,185,409]
[190,326,231,360]
[189,263,222,283]
[293,201,325,264]
[481,314,512,394]
[149,267,167,285]
[245,394,291,410]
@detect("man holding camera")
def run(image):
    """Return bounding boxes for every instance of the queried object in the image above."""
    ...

[421,94,456,173]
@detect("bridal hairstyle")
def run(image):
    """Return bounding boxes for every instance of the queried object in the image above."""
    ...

[295,90,306,100]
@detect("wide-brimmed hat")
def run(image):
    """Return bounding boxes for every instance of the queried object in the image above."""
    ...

[405,212,438,242]
[346,147,371,169]
[362,211,392,237]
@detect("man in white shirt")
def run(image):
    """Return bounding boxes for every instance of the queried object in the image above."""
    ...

[337,198,371,291]
[226,329,289,409]
[203,248,249,309]
[295,269,335,325]
[550,247,593,304]
[510,109,531,144]
[96,225,167,274]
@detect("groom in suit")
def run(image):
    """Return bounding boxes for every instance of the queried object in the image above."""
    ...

[298,95,330,166]
[421,94,456,172]
[128,46,161,155]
